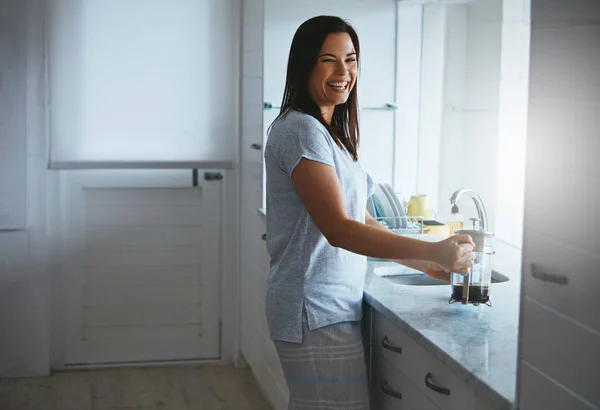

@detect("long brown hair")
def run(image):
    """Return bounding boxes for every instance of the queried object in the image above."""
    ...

[273,16,361,161]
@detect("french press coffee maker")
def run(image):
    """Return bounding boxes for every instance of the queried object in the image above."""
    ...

[449,218,494,306]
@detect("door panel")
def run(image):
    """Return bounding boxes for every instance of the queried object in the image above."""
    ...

[60,170,222,365]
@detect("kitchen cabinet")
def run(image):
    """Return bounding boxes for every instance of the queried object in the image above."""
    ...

[517,0,600,408]
[0,0,27,230]
[365,306,499,410]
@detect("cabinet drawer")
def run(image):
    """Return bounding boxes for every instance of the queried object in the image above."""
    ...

[522,231,600,333]
[372,310,474,410]
[371,346,439,410]
[520,297,600,407]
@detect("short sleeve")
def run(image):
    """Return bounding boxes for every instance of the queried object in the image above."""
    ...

[267,114,336,177]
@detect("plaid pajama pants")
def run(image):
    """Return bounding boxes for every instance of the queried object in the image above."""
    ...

[273,313,371,410]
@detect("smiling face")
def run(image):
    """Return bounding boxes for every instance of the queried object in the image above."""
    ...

[308,32,358,123]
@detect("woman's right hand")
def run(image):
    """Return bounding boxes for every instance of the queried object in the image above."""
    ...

[435,234,476,274]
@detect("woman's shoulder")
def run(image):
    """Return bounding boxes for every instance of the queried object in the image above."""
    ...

[265,109,333,160]
[270,109,327,136]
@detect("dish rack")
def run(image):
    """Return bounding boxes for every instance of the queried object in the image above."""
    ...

[368,196,428,235]
[376,215,428,234]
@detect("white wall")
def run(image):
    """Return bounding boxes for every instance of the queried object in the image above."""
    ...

[494,0,530,247]
[47,0,239,163]
[394,4,424,197]
[435,0,503,230]
[416,2,447,209]
[426,0,529,249]
[518,0,600,408]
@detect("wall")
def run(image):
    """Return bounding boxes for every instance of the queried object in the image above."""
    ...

[435,0,503,230]
[47,0,239,163]
[416,2,447,209]
[494,0,530,247]
[395,3,424,197]
[427,0,529,249]
[518,0,600,408]
[0,0,54,377]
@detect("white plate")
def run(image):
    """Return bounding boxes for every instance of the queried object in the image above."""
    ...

[379,183,401,229]
[366,196,377,217]
[373,184,397,228]
[384,183,408,229]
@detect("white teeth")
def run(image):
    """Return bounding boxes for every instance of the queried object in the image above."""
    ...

[328,81,348,89]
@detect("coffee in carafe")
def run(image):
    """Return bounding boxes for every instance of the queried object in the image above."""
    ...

[450,283,490,304]
[449,223,494,306]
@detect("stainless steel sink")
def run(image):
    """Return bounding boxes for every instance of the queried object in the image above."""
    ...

[373,266,510,286]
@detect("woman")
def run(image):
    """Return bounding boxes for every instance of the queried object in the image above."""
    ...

[264,16,475,409]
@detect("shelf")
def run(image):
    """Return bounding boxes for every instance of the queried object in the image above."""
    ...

[49,160,235,170]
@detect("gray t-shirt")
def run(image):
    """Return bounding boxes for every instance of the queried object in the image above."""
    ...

[264,110,374,343]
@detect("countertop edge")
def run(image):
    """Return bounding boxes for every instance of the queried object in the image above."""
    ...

[363,290,516,410]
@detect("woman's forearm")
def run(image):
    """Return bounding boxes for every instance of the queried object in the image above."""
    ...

[360,214,441,264]
[330,219,440,262]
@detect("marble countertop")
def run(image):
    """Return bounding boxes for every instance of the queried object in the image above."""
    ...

[363,240,522,410]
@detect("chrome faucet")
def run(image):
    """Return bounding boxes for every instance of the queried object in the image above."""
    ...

[449,189,489,232]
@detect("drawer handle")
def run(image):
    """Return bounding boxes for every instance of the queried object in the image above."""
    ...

[530,263,568,285]
[250,143,262,150]
[425,372,450,396]
[381,336,402,354]
[261,233,267,241]
[381,381,402,399]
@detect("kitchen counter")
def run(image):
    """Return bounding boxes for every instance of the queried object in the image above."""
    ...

[363,240,522,410]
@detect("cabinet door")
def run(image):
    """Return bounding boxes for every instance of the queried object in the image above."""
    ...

[519,363,594,410]
[519,2,600,408]
[371,339,440,410]
[0,0,27,229]
[372,310,475,410]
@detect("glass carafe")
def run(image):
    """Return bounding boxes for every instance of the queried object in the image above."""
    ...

[449,229,494,306]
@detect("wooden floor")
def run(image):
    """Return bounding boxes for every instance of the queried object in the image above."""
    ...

[0,364,272,410]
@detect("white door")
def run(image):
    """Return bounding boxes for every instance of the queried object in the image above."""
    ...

[59,169,222,365]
